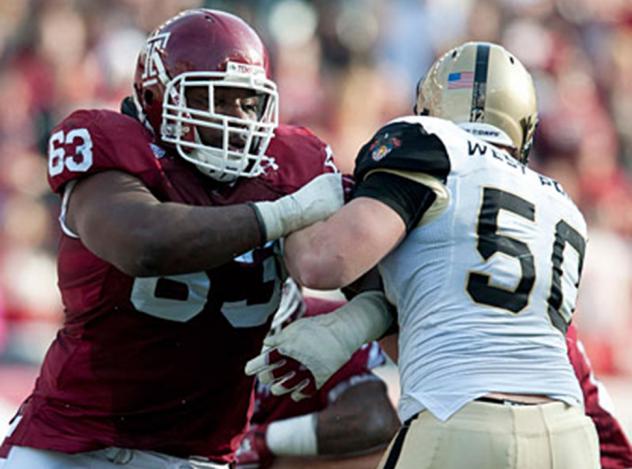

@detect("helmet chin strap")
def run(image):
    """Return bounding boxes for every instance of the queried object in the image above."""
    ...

[187,128,247,182]
[193,158,239,182]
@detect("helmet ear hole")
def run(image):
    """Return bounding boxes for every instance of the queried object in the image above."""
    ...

[144,90,154,105]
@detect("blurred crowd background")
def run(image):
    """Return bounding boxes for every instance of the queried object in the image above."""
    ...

[0,0,631,433]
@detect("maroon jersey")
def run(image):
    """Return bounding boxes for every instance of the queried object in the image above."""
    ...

[566,324,632,469]
[1,110,335,463]
[251,297,385,427]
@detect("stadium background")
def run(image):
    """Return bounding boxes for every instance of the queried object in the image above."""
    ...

[0,0,630,441]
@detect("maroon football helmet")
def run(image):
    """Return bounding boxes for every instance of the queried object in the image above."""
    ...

[133,9,279,181]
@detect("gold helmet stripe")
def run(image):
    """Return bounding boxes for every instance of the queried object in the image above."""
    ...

[470,43,491,123]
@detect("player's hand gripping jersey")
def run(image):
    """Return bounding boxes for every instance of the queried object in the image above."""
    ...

[0,109,337,463]
[353,115,587,423]
[252,297,384,423]
[236,296,385,468]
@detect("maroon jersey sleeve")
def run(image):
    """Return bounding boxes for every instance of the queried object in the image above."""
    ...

[567,324,632,469]
[47,109,164,194]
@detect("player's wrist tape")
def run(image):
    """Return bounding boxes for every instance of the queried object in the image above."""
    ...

[266,413,318,456]
[251,173,344,242]
[263,290,394,390]
[327,290,394,359]
[251,197,300,242]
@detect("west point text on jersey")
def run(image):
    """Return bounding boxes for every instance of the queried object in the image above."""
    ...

[467,139,568,197]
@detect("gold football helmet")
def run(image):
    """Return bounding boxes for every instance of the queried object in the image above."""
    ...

[415,42,538,163]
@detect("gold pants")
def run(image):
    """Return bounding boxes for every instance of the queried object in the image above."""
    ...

[378,400,599,469]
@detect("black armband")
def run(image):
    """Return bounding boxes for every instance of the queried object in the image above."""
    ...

[341,267,384,300]
[353,171,437,232]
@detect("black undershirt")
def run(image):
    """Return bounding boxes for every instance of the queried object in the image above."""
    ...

[352,171,437,233]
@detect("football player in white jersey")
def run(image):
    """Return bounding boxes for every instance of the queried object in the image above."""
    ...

[246,42,600,469]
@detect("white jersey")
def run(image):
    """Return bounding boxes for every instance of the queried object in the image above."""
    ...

[359,116,587,422]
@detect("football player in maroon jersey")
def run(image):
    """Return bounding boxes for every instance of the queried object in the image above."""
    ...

[0,9,344,469]
[235,281,399,469]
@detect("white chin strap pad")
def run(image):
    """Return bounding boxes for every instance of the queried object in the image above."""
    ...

[189,129,246,182]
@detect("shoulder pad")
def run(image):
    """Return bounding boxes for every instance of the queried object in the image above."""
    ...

[353,117,451,183]
[47,109,160,194]
[263,124,338,192]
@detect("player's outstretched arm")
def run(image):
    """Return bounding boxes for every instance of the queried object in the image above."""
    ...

[67,170,343,277]
[284,197,406,290]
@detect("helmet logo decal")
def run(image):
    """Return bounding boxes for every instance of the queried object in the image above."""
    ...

[369,132,401,162]
[141,32,171,86]
[447,72,474,89]
[469,43,490,123]
[226,61,265,77]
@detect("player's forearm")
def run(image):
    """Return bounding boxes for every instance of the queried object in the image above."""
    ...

[71,171,343,277]
[263,382,397,458]
[284,223,345,288]
[140,170,344,276]
[285,199,404,289]
[125,202,263,276]
[316,380,399,455]
[284,215,369,289]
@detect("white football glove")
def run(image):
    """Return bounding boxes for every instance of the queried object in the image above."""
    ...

[245,290,394,401]
[252,173,343,242]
